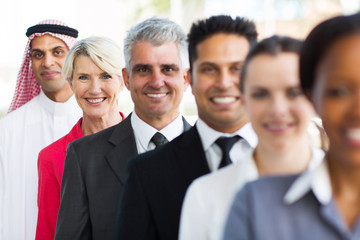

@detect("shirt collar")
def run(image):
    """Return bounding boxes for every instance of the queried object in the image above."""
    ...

[131,111,184,149]
[38,91,80,116]
[196,119,258,152]
[284,156,331,206]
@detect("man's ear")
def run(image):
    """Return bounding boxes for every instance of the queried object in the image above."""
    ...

[183,68,191,92]
[122,68,131,90]
[187,69,192,86]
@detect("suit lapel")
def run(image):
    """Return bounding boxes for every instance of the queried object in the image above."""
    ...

[173,126,210,185]
[106,115,138,184]
[106,115,192,185]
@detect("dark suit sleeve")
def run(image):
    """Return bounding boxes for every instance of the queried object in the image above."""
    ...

[115,159,158,240]
[55,143,92,240]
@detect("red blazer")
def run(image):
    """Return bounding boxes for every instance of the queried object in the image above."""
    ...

[36,118,84,240]
[36,112,125,240]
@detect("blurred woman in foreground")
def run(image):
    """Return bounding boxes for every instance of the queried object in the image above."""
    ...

[224,13,360,240]
[35,36,125,240]
[179,35,324,240]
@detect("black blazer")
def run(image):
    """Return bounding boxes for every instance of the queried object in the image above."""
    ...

[115,126,211,240]
[55,114,191,240]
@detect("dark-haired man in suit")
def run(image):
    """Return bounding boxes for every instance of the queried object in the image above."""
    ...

[54,17,191,240]
[115,15,259,240]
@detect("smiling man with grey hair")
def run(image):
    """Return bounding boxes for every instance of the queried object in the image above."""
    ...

[55,17,191,240]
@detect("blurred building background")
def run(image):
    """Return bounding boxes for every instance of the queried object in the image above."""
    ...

[0,0,359,121]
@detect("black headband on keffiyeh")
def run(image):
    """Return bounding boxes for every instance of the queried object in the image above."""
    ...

[26,24,78,38]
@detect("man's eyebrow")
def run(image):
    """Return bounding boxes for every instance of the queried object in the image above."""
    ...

[30,48,43,53]
[161,64,179,68]
[198,62,217,67]
[232,60,245,65]
[198,61,245,66]
[52,45,66,50]
[132,64,152,69]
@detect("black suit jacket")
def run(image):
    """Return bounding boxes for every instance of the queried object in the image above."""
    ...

[55,114,191,240]
[115,126,211,240]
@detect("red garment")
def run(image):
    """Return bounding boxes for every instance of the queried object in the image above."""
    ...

[35,112,125,240]
[35,118,83,240]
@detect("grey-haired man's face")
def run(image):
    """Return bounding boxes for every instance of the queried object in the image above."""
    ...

[122,41,189,124]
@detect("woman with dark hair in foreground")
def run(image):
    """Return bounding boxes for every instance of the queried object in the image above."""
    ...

[224,13,360,240]
[179,35,324,240]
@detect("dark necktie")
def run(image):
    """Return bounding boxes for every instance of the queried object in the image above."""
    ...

[151,132,169,147]
[215,136,241,169]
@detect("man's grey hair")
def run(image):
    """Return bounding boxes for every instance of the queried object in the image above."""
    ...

[123,17,188,70]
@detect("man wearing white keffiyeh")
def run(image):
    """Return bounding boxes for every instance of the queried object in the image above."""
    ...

[0,19,82,240]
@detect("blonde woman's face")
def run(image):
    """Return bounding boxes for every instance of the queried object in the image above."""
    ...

[70,55,124,120]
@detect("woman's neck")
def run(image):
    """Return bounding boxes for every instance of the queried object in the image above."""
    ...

[81,111,122,136]
[255,137,312,176]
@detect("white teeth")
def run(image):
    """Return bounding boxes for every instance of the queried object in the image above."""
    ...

[212,97,236,104]
[147,93,166,98]
[346,129,360,141]
[87,98,104,103]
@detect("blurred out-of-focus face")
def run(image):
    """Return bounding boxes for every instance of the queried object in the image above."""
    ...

[243,53,314,149]
[122,41,188,124]
[313,33,360,167]
[30,35,70,99]
[70,55,123,120]
[190,33,250,133]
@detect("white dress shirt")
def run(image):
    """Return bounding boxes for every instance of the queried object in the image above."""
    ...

[179,146,324,240]
[0,91,82,240]
[131,111,184,154]
[196,119,258,172]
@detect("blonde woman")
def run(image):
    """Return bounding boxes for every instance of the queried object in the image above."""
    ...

[36,36,125,240]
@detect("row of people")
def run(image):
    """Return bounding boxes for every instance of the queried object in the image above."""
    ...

[54,17,192,239]
[1,12,359,240]
[179,35,324,240]
[1,17,191,239]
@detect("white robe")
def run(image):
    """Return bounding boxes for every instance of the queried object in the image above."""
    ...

[0,91,82,240]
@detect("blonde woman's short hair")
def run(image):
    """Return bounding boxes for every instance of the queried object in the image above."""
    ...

[63,36,123,81]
